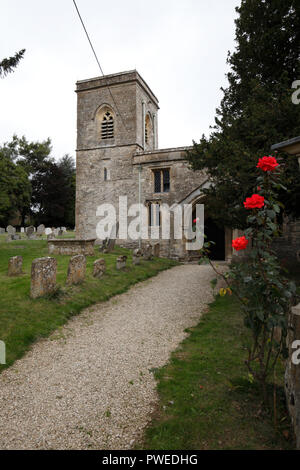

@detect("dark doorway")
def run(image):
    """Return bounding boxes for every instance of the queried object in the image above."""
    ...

[205,218,225,260]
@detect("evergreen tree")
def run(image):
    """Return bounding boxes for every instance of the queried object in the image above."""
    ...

[0,49,25,78]
[187,0,300,229]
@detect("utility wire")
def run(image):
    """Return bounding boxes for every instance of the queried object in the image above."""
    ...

[72,0,127,130]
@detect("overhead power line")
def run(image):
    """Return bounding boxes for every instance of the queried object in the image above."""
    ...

[72,0,127,130]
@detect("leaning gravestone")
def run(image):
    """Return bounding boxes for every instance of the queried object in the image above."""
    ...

[6,225,16,235]
[8,256,23,276]
[30,257,57,298]
[93,258,106,279]
[116,255,127,270]
[66,254,86,285]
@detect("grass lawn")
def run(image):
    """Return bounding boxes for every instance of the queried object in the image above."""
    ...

[0,233,177,372]
[141,294,295,450]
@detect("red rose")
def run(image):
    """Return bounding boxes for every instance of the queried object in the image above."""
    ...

[257,156,279,172]
[243,194,265,209]
[232,236,249,251]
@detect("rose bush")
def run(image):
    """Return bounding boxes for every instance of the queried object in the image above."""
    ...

[200,155,296,402]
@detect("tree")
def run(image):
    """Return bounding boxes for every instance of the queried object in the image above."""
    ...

[0,153,31,226]
[0,136,76,227]
[187,0,300,229]
[0,49,25,78]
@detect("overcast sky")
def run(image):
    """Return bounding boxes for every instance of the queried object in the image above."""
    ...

[1,0,240,161]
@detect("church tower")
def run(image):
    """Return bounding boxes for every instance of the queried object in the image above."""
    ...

[75,70,159,239]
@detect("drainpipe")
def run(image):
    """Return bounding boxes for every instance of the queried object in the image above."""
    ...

[142,102,146,150]
[138,165,142,249]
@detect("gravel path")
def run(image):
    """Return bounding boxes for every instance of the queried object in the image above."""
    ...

[0,264,220,450]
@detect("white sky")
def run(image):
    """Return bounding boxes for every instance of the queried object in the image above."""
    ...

[0,0,240,161]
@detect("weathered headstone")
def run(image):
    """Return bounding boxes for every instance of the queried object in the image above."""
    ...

[6,225,16,235]
[30,257,57,298]
[37,224,45,235]
[53,228,60,237]
[45,227,52,236]
[8,256,23,276]
[61,227,67,232]
[132,248,142,265]
[12,234,21,240]
[153,243,160,257]
[143,243,153,260]
[66,254,86,285]
[116,255,127,270]
[93,258,106,278]
[26,226,35,237]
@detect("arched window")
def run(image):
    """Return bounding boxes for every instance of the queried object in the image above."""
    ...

[145,114,151,144]
[101,110,114,139]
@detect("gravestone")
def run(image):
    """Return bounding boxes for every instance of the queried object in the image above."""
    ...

[61,227,67,232]
[45,227,52,236]
[8,256,23,276]
[53,228,60,237]
[37,224,45,235]
[143,243,153,260]
[26,226,35,237]
[6,225,16,235]
[153,243,160,257]
[0,228,5,234]
[132,248,142,265]
[116,255,127,270]
[12,234,21,240]
[93,258,106,278]
[66,254,86,285]
[103,222,119,253]
[58,229,63,236]
[30,257,57,298]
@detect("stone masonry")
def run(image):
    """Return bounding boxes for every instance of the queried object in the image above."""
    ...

[75,70,229,261]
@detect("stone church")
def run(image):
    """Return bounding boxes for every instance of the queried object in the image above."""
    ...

[75,70,234,261]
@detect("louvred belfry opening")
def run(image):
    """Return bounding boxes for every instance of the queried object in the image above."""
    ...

[101,111,114,139]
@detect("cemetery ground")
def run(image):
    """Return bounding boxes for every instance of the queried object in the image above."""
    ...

[0,232,298,450]
[0,232,177,371]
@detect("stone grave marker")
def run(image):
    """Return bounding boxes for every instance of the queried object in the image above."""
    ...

[116,255,127,270]
[132,248,142,265]
[6,225,16,235]
[93,258,106,278]
[30,257,57,298]
[66,254,86,285]
[8,256,23,276]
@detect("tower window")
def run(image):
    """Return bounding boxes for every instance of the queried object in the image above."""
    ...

[104,167,107,181]
[145,114,151,145]
[101,111,114,139]
[153,169,170,193]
